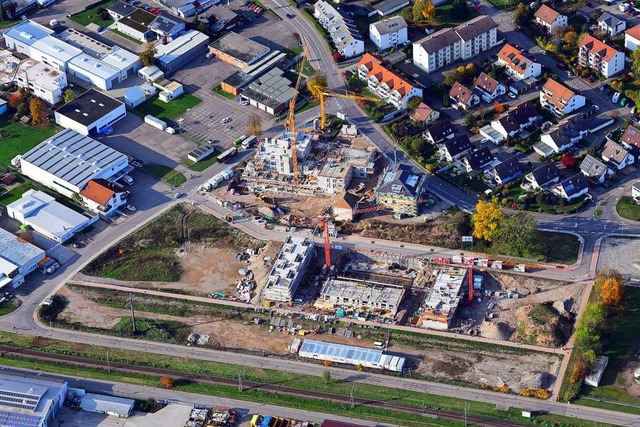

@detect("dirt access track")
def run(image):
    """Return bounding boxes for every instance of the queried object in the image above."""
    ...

[56,284,562,393]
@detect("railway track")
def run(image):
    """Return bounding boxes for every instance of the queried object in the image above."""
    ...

[0,344,527,427]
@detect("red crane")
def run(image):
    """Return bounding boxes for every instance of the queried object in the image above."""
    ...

[466,266,474,305]
[313,215,332,270]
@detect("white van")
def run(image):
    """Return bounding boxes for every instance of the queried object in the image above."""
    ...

[612,92,621,103]
[373,341,385,349]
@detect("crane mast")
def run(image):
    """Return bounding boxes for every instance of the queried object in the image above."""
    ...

[285,44,308,182]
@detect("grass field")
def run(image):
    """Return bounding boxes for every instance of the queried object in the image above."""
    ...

[142,164,186,186]
[0,120,59,167]
[110,29,143,44]
[541,231,581,264]
[436,1,480,27]
[0,330,618,427]
[0,299,21,316]
[0,20,19,29]
[573,287,640,413]
[134,94,202,122]
[181,152,218,172]
[212,84,234,100]
[617,196,640,221]
[70,0,117,27]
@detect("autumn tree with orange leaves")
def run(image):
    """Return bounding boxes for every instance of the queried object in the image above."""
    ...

[595,270,624,307]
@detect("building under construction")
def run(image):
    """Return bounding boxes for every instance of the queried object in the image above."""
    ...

[314,276,405,317]
[418,267,467,330]
[262,236,315,302]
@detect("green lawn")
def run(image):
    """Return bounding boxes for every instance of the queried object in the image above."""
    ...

[110,29,143,45]
[574,287,640,411]
[0,120,60,167]
[0,20,19,29]
[134,94,202,122]
[181,152,218,172]
[142,164,186,186]
[0,180,34,205]
[541,231,580,264]
[70,0,117,27]
[485,0,517,8]
[211,84,234,100]
[0,299,21,316]
[617,196,640,221]
[436,1,480,27]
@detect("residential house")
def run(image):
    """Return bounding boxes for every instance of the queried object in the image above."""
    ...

[598,12,626,37]
[314,0,364,58]
[449,81,479,110]
[413,16,498,74]
[620,124,640,149]
[440,134,473,162]
[552,174,590,201]
[487,158,522,186]
[356,53,423,110]
[332,192,359,222]
[462,147,494,173]
[423,120,455,145]
[484,100,539,142]
[601,139,634,170]
[369,16,408,51]
[524,164,561,191]
[475,72,505,102]
[149,14,186,41]
[535,115,614,157]
[625,24,640,51]
[534,4,568,33]
[411,102,440,125]
[497,43,542,80]
[578,35,625,78]
[375,163,425,217]
[106,1,136,20]
[580,154,611,183]
[79,178,129,216]
[115,8,156,42]
[540,78,586,116]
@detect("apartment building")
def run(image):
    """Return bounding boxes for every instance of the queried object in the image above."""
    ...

[356,53,422,110]
[262,236,315,302]
[314,0,364,58]
[497,43,542,80]
[375,163,425,217]
[369,16,408,50]
[579,35,625,78]
[413,16,498,74]
[539,78,585,116]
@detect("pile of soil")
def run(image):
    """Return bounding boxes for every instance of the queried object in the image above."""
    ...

[512,303,573,347]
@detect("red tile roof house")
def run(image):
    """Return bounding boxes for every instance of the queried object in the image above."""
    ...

[449,81,479,110]
[357,53,423,110]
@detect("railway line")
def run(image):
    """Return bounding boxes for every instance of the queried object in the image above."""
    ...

[0,343,528,427]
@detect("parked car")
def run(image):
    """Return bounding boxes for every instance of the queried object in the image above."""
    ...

[566,70,573,77]
[174,192,186,199]
[206,52,214,59]
[221,117,232,123]
[126,205,137,212]
[541,50,547,55]
[286,13,295,18]
[507,92,517,99]
[612,92,621,103]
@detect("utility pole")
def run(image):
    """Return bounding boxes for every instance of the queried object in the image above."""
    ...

[128,293,136,334]
[106,349,111,373]
[238,369,245,392]
[464,403,469,426]
[349,384,356,409]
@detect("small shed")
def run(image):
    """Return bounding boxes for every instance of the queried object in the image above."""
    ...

[123,86,146,108]
[80,393,134,418]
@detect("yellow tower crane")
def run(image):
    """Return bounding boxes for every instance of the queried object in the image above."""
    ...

[284,44,309,183]
[316,88,378,130]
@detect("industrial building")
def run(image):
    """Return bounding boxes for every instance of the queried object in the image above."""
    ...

[149,14,186,40]
[4,21,141,90]
[0,370,68,426]
[221,50,287,96]
[54,89,126,136]
[315,276,405,316]
[262,236,315,302]
[154,30,210,74]
[297,339,405,372]
[0,228,45,288]
[419,267,467,330]
[80,393,134,418]
[241,68,295,115]
[15,129,129,199]
[375,163,425,217]
[0,51,68,105]
[7,190,96,243]
[208,32,271,69]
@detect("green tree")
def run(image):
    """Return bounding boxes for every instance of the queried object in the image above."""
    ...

[491,213,542,258]
[407,96,422,110]
[139,43,156,67]
[513,3,529,28]
[411,138,426,154]
[322,370,331,384]
[307,73,328,98]
[63,88,76,104]
[450,0,469,19]
[412,0,428,22]
[632,49,640,78]
[472,201,505,242]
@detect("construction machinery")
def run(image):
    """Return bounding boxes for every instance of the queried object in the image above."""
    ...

[284,44,309,183]
[315,87,378,130]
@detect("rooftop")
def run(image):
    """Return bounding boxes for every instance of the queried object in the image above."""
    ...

[55,88,123,126]
[242,67,294,108]
[541,78,577,112]
[107,0,136,17]
[155,30,209,63]
[421,267,466,321]
[149,14,185,35]
[79,178,127,206]
[370,16,407,35]
[119,8,157,33]
[263,236,314,300]
[56,28,113,59]
[0,371,66,426]
[7,190,91,240]
[528,163,560,186]
[4,20,54,47]
[498,43,539,75]
[377,163,423,198]
[208,32,270,64]
[31,36,82,63]
[373,0,409,13]
[0,228,44,270]
[579,34,620,62]
[626,23,640,40]
[319,276,405,311]
[358,53,416,98]
[0,51,64,91]
[535,4,561,25]
[449,81,474,104]
[21,128,128,189]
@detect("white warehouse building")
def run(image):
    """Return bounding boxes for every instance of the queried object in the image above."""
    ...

[14,128,129,199]
[54,89,126,136]
[297,339,406,372]
[0,227,46,288]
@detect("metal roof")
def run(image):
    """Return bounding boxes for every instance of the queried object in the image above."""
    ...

[4,20,54,47]
[55,88,124,126]
[299,339,384,364]
[21,129,127,189]
[80,393,134,417]
[0,228,44,269]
